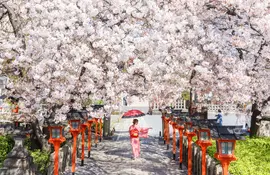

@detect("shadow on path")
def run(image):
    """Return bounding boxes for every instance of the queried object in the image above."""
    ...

[63,132,187,175]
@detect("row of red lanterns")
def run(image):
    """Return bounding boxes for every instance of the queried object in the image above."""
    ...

[47,117,103,175]
[162,115,237,175]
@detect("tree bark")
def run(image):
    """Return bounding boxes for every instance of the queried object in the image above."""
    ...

[250,103,261,138]
[189,88,192,117]
[31,119,51,152]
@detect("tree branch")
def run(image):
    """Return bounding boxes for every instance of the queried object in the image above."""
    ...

[189,70,196,84]
[225,6,242,19]
[0,10,7,20]
[250,23,263,36]
[236,48,244,60]
[1,3,18,36]
[262,96,270,108]
[254,40,267,64]
[133,72,146,83]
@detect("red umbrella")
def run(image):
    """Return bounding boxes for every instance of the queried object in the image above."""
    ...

[122,109,145,118]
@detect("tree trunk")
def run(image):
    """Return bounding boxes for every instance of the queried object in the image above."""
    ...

[257,116,270,137]
[189,88,192,117]
[250,103,261,138]
[31,119,51,152]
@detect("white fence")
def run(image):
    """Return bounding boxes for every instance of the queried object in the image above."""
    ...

[152,99,237,113]
[202,104,237,112]
[152,99,187,110]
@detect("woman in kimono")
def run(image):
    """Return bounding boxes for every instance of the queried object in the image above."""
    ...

[129,119,152,159]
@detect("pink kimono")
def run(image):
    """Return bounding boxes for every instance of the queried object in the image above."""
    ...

[129,125,150,158]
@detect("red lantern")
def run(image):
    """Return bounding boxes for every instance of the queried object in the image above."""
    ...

[184,122,196,175]
[48,126,66,175]
[175,119,185,169]
[196,128,212,175]
[215,139,237,175]
[69,120,81,175]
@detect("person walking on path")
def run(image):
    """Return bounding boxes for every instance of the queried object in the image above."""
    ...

[129,119,152,159]
[216,109,223,126]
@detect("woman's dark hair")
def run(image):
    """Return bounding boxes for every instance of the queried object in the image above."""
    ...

[218,109,221,113]
[133,119,138,125]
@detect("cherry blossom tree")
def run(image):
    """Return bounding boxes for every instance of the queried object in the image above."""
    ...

[1,0,270,144]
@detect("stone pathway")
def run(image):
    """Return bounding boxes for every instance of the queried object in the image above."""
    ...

[63,117,188,175]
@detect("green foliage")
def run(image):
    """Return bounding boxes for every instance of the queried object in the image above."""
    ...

[4,98,13,106]
[182,90,190,100]
[229,137,270,175]
[202,137,270,175]
[30,149,50,175]
[94,99,104,105]
[192,136,219,161]
[0,135,15,167]
[206,140,217,159]
[23,137,31,150]
[23,137,50,175]
[192,136,197,142]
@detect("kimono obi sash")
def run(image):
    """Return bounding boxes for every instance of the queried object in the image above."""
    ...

[130,128,139,138]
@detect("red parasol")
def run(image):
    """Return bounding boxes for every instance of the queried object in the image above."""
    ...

[122,109,145,118]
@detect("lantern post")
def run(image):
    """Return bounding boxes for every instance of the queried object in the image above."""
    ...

[87,119,94,157]
[209,125,245,175]
[184,122,196,175]
[196,128,212,175]
[48,126,66,175]
[80,122,87,166]
[215,139,237,175]
[164,115,171,150]
[68,120,81,175]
